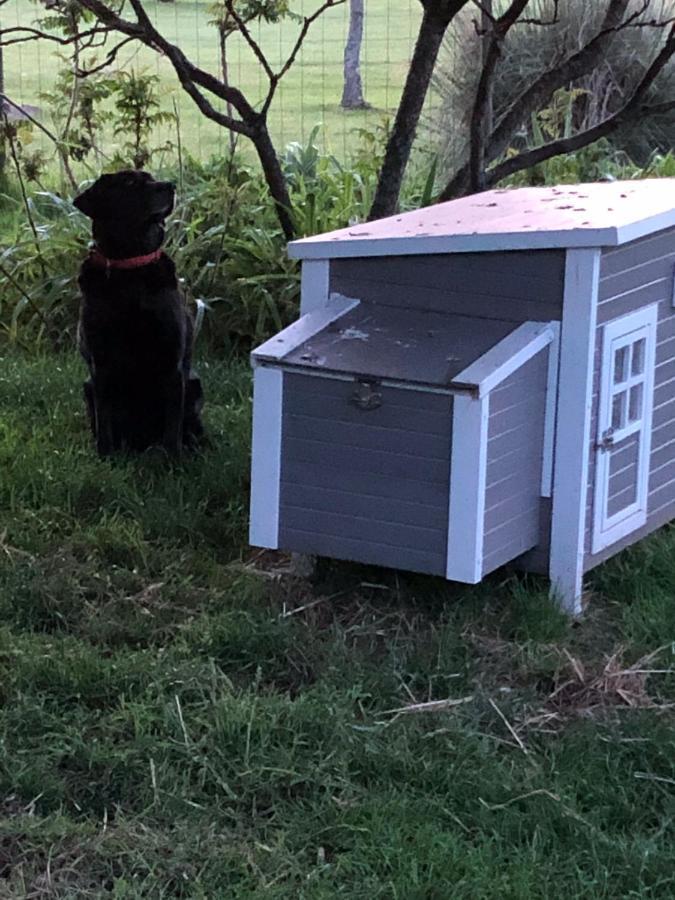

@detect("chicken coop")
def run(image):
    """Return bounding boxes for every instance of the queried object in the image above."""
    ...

[249,179,675,613]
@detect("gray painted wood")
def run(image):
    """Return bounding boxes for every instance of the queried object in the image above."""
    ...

[283,460,448,507]
[330,251,565,323]
[482,351,548,576]
[585,226,675,571]
[516,499,553,575]
[280,528,447,575]
[282,303,517,388]
[278,373,452,576]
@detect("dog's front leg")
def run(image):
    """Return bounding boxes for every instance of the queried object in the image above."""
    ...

[92,375,118,456]
[162,369,185,455]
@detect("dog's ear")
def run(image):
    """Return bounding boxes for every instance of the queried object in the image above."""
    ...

[73,185,98,219]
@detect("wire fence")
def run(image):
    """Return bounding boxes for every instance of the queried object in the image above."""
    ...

[2,0,444,164]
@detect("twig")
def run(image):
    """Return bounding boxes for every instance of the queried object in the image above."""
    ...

[281,592,338,618]
[376,695,474,717]
[634,772,675,786]
[0,24,112,47]
[74,36,135,76]
[1,110,44,271]
[0,263,51,330]
[488,697,528,754]
[174,695,190,747]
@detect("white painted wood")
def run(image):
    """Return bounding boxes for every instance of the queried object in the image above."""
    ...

[300,259,330,314]
[288,229,618,259]
[249,366,283,549]
[252,294,360,365]
[288,180,675,260]
[549,248,601,615]
[591,304,658,553]
[541,322,560,498]
[616,210,675,248]
[452,321,556,397]
[446,394,489,583]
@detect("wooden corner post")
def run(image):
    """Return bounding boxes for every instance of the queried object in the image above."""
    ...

[549,248,601,614]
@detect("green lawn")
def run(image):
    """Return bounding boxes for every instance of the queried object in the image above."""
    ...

[3,0,424,163]
[1,350,675,897]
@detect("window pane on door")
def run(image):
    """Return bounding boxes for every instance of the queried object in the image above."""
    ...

[631,338,646,376]
[629,384,643,423]
[612,392,627,430]
[614,346,629,383]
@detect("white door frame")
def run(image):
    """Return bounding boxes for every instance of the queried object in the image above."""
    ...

[591,304,658,554]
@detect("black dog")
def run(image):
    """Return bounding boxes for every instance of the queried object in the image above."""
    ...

[74,170,204,455]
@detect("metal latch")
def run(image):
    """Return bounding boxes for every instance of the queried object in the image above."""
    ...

[351,380,382,411]
[596,428,615,452]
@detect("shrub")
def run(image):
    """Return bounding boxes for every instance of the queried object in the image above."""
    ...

[0,126,434,352]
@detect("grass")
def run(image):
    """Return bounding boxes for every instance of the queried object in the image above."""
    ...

[3,0,424,164]
[1,349,675,897]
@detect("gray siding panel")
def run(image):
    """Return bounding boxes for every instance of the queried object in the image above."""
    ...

[284,483,448,529]
[330,251,565,322]
[481,351,548,576]
[283,461,446,507]
[280,529,446,576]
[279,373,451,576]
[585,226,675,572]
[285,413,450,459]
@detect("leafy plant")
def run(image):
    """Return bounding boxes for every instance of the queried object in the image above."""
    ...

[108,70,176,170]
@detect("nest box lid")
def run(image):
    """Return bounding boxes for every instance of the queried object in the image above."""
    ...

[288,179,675,260]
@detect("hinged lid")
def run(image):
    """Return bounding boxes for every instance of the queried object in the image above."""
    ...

[253,301,519,391]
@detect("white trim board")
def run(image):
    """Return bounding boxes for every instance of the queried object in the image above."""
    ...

[251,293,360,366]
[300,259,330,315]
[288,228,621,260]
[446,394,489,584]
[249,366,284,550]
[549,248,601,615]
[452,320,557,398]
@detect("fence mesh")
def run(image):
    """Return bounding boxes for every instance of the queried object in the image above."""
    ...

[2,0,443,164]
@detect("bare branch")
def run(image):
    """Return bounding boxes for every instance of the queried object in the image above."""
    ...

[440,0,637,200]
[263,0,346,114]
[0,93,60,145]
[74,37,135,76]
[484,23,675,187]
[0,24,112,47]
[224,0,274,81]
[469,0,532,192]
[79,0,255,133]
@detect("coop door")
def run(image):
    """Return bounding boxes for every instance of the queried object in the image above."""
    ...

[592,305,658,554]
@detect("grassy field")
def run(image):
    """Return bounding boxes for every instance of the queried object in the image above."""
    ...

[1,350,675,897]
[3,0,424,163]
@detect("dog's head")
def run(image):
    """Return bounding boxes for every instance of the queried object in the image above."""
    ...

[74,170,175,258]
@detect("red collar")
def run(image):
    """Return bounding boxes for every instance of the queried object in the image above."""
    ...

[88,247,164,270]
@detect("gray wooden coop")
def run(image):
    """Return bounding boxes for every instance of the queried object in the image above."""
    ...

[249,179,675,613]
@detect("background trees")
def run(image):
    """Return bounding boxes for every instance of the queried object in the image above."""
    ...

[1,0,674,233]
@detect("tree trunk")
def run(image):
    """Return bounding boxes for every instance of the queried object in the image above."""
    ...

[0,24,5,177]
[367,6,448,221]
[341,0,367,109]
[471,0,493,191]
[251,120,296,241]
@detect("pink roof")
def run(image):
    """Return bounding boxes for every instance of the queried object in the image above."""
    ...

[288,179,675,259]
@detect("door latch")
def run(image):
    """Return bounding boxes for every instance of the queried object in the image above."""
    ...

[351,380,382,411]
[596,428,615,452]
